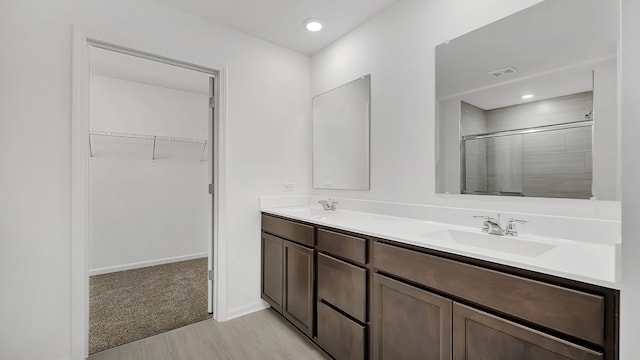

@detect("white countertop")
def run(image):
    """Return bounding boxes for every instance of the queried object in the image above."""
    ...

[262,206,619,289]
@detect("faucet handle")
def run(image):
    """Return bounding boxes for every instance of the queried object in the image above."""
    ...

[317,200,329,210]
[505,218,527,236]
[473,215,491,232]
[508,218,528,224]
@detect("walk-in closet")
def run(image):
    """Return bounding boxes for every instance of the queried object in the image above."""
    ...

[87,47,213,354]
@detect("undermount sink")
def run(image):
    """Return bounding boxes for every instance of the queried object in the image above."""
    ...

[424,229,555,257]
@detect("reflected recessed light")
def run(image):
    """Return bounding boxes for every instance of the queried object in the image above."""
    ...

[304,18,323,32]
[521,94,534,100]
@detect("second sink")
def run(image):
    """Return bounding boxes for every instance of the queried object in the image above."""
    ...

[423,229,555,257]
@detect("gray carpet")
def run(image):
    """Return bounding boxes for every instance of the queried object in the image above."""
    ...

[89,257,210,355]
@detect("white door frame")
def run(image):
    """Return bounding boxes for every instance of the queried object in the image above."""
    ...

[71,27,229,359]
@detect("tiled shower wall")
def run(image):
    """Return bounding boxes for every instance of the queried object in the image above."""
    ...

[463,92,593,198]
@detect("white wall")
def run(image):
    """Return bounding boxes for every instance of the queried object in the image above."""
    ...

[89,75,208,273]
[0,1,310,359]
[90,75,208,138]
[309,0,625,219]
[620,0,640,359]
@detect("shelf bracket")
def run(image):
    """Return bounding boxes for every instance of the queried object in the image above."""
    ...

[89,134,93,158]
[200,142,207,162]
[152,135,157,160]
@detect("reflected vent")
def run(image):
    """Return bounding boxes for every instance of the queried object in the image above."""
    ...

[488,66,517,78]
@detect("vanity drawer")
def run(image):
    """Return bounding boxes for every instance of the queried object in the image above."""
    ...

[373,241,605,346]
[318,253,367,322]
[262,214,314,247]
[317,301,365,360]
[317,228,366,265]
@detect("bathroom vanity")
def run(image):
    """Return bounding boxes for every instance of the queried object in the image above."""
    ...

[261,0,621,358]
[260,207,619,360]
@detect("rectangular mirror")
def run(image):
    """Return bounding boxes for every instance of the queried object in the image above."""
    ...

[313,74,370,190]
[435,0,619,200]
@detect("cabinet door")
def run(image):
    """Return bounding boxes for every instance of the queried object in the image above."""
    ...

[283,240,315,337]
[453,303,603,360]
[261,233,283,313]
[373,242,605,346]
[372,273,452,360]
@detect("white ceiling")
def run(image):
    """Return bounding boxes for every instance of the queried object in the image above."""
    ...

[436,0,619,110]
[153,0,400,55]
[90,0,403,92]
[91,0,619,108]
[90,46,211,95]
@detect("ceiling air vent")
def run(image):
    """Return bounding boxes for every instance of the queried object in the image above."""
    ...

[488,66,517,78]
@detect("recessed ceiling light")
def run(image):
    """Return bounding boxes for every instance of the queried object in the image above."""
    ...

[521,94,534,100]
[304,18,323,32]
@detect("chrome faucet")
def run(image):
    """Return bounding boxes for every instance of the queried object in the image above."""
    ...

[474,214,504,235]
[473,214,527,236]
[318,198,338,211]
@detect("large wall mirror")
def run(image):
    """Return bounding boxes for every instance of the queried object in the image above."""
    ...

[313,74,370,190]
[435,0,619,200]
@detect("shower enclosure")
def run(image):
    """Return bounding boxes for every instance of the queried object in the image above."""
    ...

[462,121,593,199]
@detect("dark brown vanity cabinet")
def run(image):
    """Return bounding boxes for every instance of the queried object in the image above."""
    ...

[453,303,602,360]
[371,271,602,360]
[316,229,368,360]
[317,253,366,322]
[261,232,283,313]
[372,240,618,360]
[261,215,369,359]
[372,273,452,360]
[317,301,366,360]
[261,215,315,337]
[282,240,315,337]
[261,213,619,360]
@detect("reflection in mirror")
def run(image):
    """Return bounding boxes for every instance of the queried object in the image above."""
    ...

[313,75,370,190]
[462,92,594,198]
[435,0,619,200]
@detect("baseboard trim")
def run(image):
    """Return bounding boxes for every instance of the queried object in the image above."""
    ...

[226,300,270,321]
[89,252,208,276]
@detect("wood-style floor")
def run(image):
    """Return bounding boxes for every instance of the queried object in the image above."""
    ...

[88,309,330,360]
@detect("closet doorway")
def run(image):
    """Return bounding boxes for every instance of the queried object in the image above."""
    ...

[86,45,217,355]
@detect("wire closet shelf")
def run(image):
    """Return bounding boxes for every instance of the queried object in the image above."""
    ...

[89,129,208,161]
